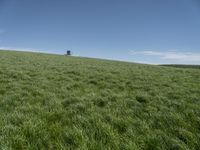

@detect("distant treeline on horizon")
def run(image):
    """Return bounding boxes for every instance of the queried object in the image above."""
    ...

[161,64,200,69]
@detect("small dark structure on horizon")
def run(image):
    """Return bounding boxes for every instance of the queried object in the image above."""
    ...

[66,50,71,56]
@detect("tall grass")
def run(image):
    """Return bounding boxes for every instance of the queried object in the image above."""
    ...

[0,50,200,149]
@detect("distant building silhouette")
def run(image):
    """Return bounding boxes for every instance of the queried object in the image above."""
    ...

[66,50,71,56]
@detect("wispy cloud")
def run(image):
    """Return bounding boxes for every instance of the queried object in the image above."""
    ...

[134,60,158,65]
[130,50,200,64]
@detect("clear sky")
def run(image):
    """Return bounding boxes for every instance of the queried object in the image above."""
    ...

[0,0,200,64]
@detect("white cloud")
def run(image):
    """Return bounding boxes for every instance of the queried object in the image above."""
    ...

[134,60,158,65]
[131,50,162,56]
[130,50,200,64]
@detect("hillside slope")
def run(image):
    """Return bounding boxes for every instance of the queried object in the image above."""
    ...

[0,50,200,149]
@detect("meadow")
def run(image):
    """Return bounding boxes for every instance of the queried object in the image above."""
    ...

[0,50,200,150]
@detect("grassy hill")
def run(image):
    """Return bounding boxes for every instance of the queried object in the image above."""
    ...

[0,50,200,150]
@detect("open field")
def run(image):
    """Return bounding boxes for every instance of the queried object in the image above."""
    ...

[0,50,200,149]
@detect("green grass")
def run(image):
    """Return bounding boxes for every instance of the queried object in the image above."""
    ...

[0,50,200,150]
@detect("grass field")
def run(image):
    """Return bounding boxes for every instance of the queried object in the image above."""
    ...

[0,50,200,150]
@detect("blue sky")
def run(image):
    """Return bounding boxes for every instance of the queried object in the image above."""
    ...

[0,0,200,64]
